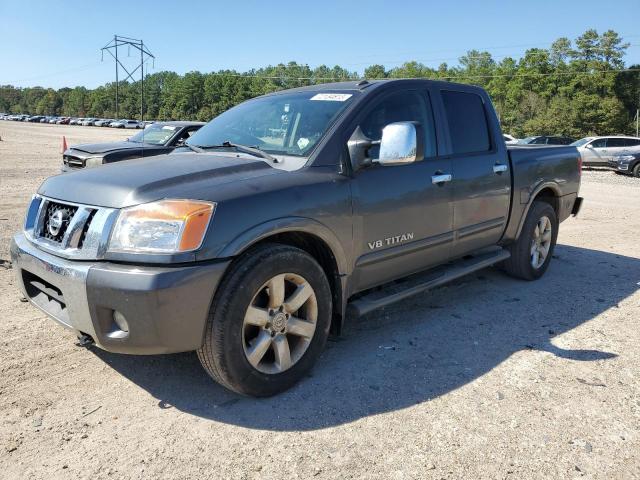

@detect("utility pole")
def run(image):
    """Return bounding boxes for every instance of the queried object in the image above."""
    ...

[101,35,154,121]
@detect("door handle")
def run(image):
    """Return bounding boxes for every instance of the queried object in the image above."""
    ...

[431,173,452,185]
[493,163,508,174]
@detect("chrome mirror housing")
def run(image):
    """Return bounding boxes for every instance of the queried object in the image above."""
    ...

[376,122,424,165]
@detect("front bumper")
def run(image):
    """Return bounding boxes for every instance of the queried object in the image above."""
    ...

[607,160,629,172]
[10,233,230,354]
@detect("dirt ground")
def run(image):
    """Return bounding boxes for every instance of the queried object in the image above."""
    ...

[0,121,638,479]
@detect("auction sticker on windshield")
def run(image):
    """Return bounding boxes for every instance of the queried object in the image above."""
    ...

[310,93,353,101]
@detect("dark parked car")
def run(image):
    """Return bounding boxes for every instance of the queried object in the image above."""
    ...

[517,135,575,145]
[608,150,640,177]
[62,121,204,171]
[12,80,582,396]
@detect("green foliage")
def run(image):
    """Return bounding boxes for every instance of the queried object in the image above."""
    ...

[1,29,638,137]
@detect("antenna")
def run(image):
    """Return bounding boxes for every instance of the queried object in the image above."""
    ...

[100,35,155,121]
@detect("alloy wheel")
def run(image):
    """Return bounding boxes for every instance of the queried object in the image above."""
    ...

[242,273,318,374]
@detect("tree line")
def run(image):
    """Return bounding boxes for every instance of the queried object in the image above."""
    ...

[1,29,638,138]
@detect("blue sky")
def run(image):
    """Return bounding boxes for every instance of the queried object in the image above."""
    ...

[1,0,639,89]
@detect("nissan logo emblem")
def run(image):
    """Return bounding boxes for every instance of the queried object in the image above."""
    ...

[48,210,67,237]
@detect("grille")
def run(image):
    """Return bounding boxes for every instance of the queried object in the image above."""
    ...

[41,201,78,243]
[78,209,97,248]
[63,155,85,169]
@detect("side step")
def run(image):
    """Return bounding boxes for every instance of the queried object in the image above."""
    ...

[348,247,510,317]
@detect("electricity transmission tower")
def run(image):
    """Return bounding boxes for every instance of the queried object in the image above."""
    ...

[101,35,155,120]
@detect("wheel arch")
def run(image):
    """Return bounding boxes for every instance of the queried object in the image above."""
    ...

[218,218,349,334]
[514,182,561,240]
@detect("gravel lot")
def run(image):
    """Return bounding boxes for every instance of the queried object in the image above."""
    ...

[1,122,639,479]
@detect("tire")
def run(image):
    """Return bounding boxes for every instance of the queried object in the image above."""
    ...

[633,163,640,178]
[197,243,332,397]
[502,200,558,281]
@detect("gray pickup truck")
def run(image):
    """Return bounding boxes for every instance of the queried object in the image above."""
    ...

[11,79,583,396]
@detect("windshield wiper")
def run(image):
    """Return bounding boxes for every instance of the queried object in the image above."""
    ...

[201,141,279,163]
[182,143,205,153]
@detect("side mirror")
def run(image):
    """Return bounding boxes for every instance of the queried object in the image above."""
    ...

[585,144,593,149]
[377,121,424,165]
[347,121,425,171]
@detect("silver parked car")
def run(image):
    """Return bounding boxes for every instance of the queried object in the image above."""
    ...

[571,136,640,167]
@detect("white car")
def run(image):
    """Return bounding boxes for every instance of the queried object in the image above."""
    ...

[111,119,141,129]
[503,134,519,145]
[571,136,640,167]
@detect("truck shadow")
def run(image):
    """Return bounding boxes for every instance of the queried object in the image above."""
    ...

[91,245,638,431]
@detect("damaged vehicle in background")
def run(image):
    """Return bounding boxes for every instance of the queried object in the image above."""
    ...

[609,150,640,177]
[62,121,204,171]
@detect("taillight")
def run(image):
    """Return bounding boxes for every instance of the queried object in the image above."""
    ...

[577,155,582,176]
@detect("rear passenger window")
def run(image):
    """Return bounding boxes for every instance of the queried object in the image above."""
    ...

[360,90,437,159]
[607,138,626,147]
[625,139,640,147]
[442,91,491,154]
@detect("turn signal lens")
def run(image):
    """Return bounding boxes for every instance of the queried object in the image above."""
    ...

[109,199,215,253]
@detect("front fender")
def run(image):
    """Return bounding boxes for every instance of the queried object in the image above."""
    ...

[217,216,350,275]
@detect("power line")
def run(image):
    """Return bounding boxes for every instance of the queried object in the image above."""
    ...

[3,62,104,85]
[149,67,640,83]
[339,44,640,67]
[342,33,640,62]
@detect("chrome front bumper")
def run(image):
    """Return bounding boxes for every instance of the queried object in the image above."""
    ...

[11,232,94,334]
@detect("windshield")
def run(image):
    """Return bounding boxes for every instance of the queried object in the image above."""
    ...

[128,124,179,145]
[187,91,355,157]
[570,137,593,147]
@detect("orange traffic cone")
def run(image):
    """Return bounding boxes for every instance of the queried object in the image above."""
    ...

[61,136,68,154]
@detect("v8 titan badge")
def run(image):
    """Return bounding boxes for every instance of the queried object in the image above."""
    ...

[368,232,414,250]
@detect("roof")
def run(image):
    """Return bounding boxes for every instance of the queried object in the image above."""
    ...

[270,78,475,95]
[587,135,640,139]
[152,121,206,126]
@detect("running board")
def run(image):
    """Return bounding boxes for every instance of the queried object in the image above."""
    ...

[348,247,510,317]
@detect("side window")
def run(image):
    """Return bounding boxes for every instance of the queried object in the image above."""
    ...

[590,138,606,148]
[531,137,548,144]
[625,138,640,147]
[360,90,437,159]
[607,138,626,148]
[174,128,194,145]
[441,90,491,154]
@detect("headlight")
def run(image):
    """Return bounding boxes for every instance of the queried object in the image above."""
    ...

[84,156,105,168]
[616,155,634,163]
[108,199,215,253]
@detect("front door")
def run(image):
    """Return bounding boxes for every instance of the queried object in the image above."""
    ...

[351,89,454,292]
[582,138,608,165]
[439,89,511,257]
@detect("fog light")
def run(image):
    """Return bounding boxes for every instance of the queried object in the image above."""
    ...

[112,311,129,333]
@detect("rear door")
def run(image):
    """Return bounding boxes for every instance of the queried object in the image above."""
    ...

[351,88,453,291]
[606,138,630,159]
[438,89,511,258]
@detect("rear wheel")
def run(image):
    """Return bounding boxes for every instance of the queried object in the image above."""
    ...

[197,244,332,396]
[502,200,558,280]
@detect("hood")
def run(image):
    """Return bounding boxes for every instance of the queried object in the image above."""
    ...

[39,152,281,208]
[70,141,155,155]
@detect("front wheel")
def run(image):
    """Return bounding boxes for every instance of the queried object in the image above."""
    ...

[502,200,559,280]
[633,163,640,178]
[197,244,332,396]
